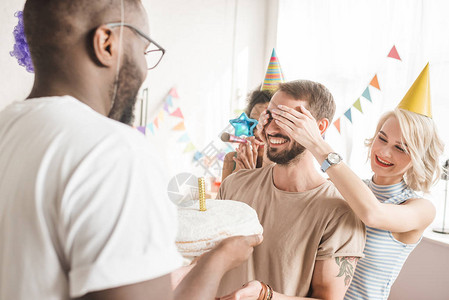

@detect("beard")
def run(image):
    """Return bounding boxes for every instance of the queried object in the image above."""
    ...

[108,53,144,125]
[266,133,306,165]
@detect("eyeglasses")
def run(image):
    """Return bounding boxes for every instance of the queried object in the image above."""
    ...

[106,22,166,70]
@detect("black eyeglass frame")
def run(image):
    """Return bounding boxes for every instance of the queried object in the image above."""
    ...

[106,22,166,70]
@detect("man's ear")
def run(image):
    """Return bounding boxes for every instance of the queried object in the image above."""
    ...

[317,118,330,136]
[92,25,118,67]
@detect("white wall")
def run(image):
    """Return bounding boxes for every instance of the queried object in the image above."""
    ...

[390,237,449,300]
[140,0,274,178]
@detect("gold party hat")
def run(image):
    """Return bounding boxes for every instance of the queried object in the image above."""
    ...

[397,63,432,118]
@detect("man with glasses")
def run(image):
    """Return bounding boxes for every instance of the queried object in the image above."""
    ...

[0,1,261,300]
[106,22,166,124]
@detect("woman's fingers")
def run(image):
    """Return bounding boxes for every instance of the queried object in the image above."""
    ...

[297,104,315,119]
[274,119,295,137]
[235,141,258,169]
[233,157,245,171]
[274,105,304,120]
[237,148,250,169]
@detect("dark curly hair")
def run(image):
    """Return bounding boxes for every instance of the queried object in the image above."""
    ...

[244,86,273,117]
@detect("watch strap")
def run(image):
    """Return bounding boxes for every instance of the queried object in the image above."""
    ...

[320,159,332,173]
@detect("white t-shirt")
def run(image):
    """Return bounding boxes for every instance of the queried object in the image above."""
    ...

[0,96,183,299]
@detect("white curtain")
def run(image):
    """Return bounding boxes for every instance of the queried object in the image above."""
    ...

[277,0,449,176]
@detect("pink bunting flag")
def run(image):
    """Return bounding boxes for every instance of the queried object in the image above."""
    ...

[169,88,179,98]
[387,45,401,61]
[170,108,184,119]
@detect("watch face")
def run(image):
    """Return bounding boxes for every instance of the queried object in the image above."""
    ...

[328,153,341,164]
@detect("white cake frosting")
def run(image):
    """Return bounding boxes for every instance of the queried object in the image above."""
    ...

[176,199,263,257]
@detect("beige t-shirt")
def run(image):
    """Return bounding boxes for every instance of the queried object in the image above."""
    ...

[216,164,366,297]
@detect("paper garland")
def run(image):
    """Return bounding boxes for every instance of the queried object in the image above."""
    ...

[146,46,399,167]
[333,45,402,133]
[142,87,232,170]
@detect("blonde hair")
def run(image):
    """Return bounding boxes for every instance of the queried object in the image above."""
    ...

[365,108,444,192]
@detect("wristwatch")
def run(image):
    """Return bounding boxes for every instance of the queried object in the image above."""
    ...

[320,152,343,173]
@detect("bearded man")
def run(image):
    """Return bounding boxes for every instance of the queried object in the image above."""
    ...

[216,80,366,300]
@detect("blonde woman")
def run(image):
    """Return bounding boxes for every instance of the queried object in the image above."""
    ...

[264,69,444,299]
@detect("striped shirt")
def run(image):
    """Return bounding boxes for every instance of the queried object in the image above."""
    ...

[345,179,421,300]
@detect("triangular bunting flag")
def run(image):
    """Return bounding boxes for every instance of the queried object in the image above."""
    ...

[217,152,226,161]
[172,121,185,131]
[177,133,190,143]
[154,117,159,129]
[370,74,380,90]
[166,95,173,107]
[163,102,170,113]
[183,142,196,153]
[333,118,341,133]
[136,126,146,135]
[158,110,164,122]
[170,107,184,119]
[193,151,204,161]
[353,98,363,113]
[146,123,154,134]
[344,109,352,123]
[169,88,179,98]
[362,87,371,102]
[387,45,401,61]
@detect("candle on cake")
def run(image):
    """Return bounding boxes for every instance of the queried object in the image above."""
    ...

[198,177,206,211]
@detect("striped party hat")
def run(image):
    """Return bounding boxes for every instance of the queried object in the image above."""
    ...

[261,48,285,91]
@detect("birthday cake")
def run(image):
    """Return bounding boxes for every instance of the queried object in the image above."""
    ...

[176,199,263,257]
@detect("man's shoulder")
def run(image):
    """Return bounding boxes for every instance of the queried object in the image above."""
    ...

[19,96,148,156]
[219,165,271,200]
[319,182,365,230]
[52,96,146,146]
[224,165,271,185]
[315,181,354,214]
